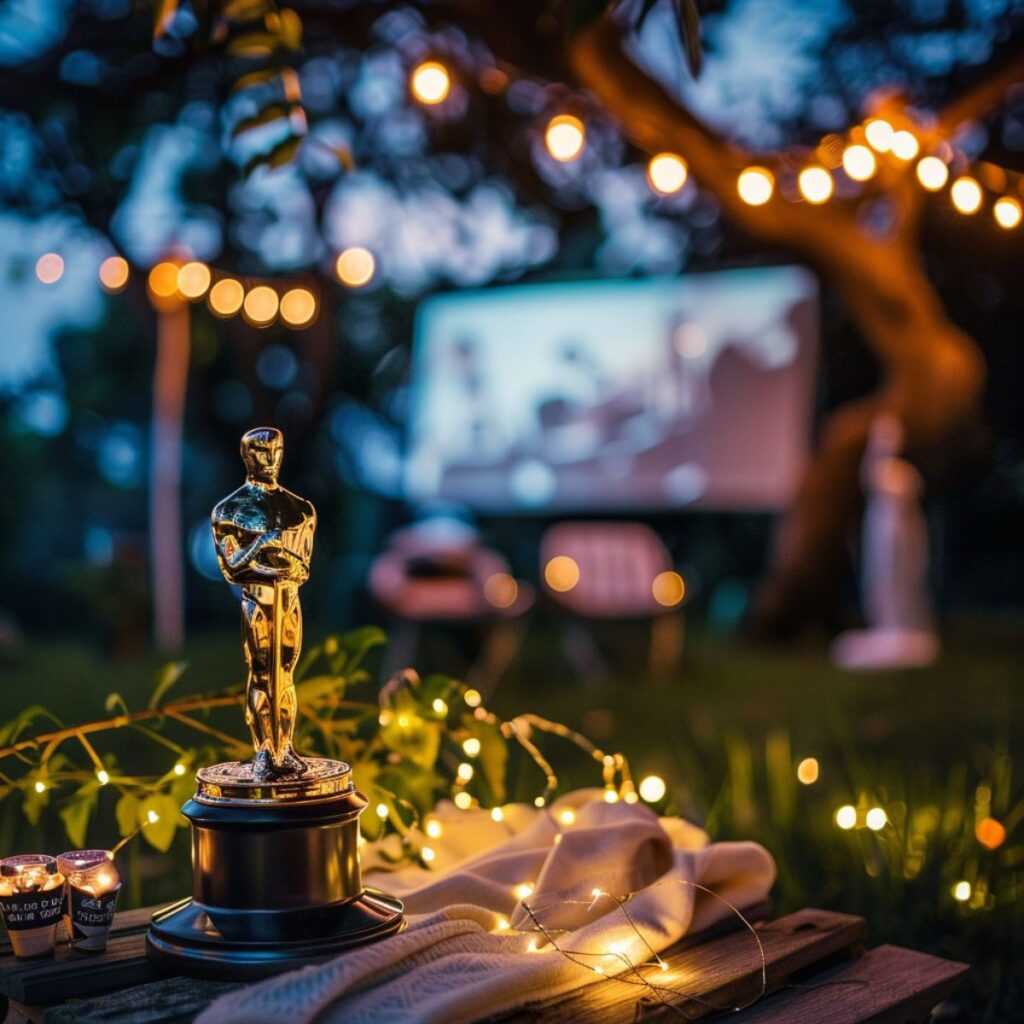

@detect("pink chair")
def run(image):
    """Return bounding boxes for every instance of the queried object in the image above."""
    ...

[540,521,684,678]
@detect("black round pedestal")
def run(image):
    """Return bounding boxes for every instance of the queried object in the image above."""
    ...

[146,760,404,980]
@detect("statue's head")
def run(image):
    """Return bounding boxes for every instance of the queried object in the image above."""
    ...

[241,427,284,485]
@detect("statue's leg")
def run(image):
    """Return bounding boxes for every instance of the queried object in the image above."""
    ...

[278,586,306,773]
[241,588,274,760]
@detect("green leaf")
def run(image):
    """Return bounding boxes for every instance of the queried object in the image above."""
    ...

[331,626,387,678]
[105,692,129,714]
[60,783,100,849]
[380,714,441,770]
[296,674,342,704]
[375,763,441,820]
[21,782,50,826]
[0,705,63,745]
[149,661,189,709]
[115,793,140,837]
[139,794,183,853]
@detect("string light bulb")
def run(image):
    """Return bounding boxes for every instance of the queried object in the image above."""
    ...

[491,806,505,822]
[835,804,857,830]
[177,261,211,299]
[798,166,834,204]
[432,698,448,716]
[993,196,1022,228]
[651,571,685,607]
[457,762,474,782]
[796,757,819,784]
[454,791,473,810]
[647,153,688,195]
[841,144,876,182]
[148,261,179,298]
[916,156,949,191]
[464,689,482,708]
[638,775,666,803]
[462,737,481,757]
[545,114,585,162]
[242,285,279,325]
[99,256,129,293]
[421,846,436,863]
[336,246,375,287]
[410,61,450,105]
[279,287,317,327]
[737,166,774,206]
[951,176,983,214]
[544,555,580,592]
[173,763,187,776]
[952,880,971,902]
[864,118,894,152]
[558,808,576,826]
[425,818,443,839]
[34,780,46,794]
[35,253,64,284]
[147,810,160,824]
[865,807,887,831]
[208,278,244,316]
[890,130,919,160]
[96,769,110,786]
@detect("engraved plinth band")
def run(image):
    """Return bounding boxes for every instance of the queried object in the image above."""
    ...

[195,757,354,806]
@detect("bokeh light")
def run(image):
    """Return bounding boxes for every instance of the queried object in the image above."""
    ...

[951,176,982,214]
[177,261,211,300]
[993,196,1022,229]
[865,807,887,831]
[952,880,972,902]
[796,757,819,784]
[242,285,279,326]
[484,572,518,609]
[864,118,894,152]
[652,571,685,607]
[99,256,129,293]
[336,246,375,287]
[208,278,244,316]
[544,555,580,592]
[279,287,317,327]
[976,817,1006,849]
[410,61,450,105]
[916,156,949,191]
[841,144,876,181]
[890,129,919,160]
[454,791,473,810]
[647,153,688,195]
[462,737,481,757]
[835,805,857,829]
[545,114,585,162]
[737,166,774,206]
[148,261,180,298]
[798,166,833,204]
[35,252,64,284]
[638,775,667,803]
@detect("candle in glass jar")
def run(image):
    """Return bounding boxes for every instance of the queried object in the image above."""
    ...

[56,850,121,952]
[0,855,65,958]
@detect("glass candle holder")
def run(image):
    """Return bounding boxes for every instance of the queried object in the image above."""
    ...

[56,850,121,952]
[0,855,65,958]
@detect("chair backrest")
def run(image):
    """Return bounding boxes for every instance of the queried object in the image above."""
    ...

[540,521,673,618]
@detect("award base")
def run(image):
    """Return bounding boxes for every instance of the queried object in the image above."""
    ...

[146,757,404,980]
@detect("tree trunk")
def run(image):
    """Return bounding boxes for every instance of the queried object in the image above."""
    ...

[569,15,991,636]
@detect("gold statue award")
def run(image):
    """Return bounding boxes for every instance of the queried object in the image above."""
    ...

[146,428,404,978]
[211,428,313,779]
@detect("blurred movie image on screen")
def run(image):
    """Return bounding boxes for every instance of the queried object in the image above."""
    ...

[405,268,818,513]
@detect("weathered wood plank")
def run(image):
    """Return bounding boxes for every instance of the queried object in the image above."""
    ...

[503,908,868,1022]
[44,976,239,1024]
[732,943,970,1024]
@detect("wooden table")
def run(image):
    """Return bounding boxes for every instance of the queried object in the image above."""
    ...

[0,904,969,1023]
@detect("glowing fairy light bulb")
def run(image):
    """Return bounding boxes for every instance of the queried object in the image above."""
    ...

[148,261,179,298]
[454,791,473,810]
[425,819,443,839]
[952,880,971,902]
[514,883,534,900]
[490,806,504,822]
[835,805,857,830]
[545,114,585,162]
[798,166,833,204]
[410,61,450,105]
[796,758,819,784]
[98,256,129,293]
[35,253,64,284]
[457,762,474,782]
[147,810,160,825]
[916,156,949,191]
[96,770,110,786]
[737,166,774,206]
[209,278,244,316]
[177,261,210,299]
[865,807,887,831]
[483,572,518,609]
[335,246,375,287]
[950,176,982,214]
[864,118,894,152]
[462,737,482,757]
[638,775,666,803]
[993,197,1022,229]
[432,698,448,716]
[464,689,482,708]
[647,153,688,195]
[173,763,187,776]
[421,846,436,863]
[376,802,389,819]
[242,285,279,325]
[279,287,317,327]
[890,129,919,160]
[544,555,580,592]
[841,144,876,182]
[34,780,46,794]
[651,571,685,607]
[558,808,576,826]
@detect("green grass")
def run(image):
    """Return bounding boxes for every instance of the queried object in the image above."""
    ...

[0,616,1020,1019]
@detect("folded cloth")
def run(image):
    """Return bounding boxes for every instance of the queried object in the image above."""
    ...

[196,788,775,1024]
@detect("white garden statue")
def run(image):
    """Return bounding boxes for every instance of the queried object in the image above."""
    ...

[832,413,940,670]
